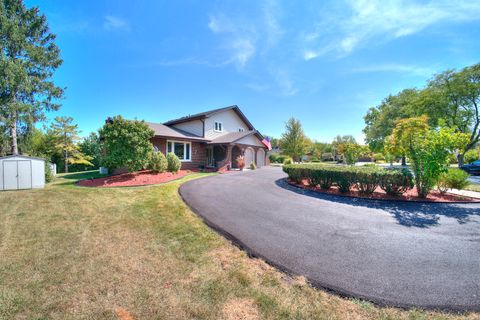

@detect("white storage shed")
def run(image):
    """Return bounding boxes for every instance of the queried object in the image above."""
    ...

[0,155,45,191]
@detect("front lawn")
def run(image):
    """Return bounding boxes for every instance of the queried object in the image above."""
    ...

[0,172,477,319]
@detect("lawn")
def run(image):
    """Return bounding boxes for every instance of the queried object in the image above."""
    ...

[465,184,480,192]
[0,172,477,319]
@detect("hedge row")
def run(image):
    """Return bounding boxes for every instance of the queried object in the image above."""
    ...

[283,164,414,196]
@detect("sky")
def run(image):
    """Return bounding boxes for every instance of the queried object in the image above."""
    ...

[26,0,480,143]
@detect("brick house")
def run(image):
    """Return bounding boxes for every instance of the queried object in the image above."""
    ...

[147,105,269,171]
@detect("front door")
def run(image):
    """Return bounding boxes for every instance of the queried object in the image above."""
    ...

[206,146,214,167]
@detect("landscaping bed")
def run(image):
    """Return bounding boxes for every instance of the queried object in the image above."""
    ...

[283,164,480,203]
[286,179,480,203]
[77,170,189,187]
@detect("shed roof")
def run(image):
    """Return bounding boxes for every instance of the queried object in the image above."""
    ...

[0,155,46,161]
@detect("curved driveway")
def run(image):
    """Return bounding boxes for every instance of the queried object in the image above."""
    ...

[180,167,480,311]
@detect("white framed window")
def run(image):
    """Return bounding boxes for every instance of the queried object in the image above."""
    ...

[214,122,223,132]
[238,128,245,132]
[166,140,192,161]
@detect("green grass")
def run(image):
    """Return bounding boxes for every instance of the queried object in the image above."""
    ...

[0,171,477,319]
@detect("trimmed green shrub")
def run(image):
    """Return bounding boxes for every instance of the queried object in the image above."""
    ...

[148,151,167,173]
[373,153,385,162]
[283,157,293,165]
[45,162,54,183]
[282,164,414,196]
[249,162,257,170]
[269,154,289,164]
[167,152,181,173]
[378,168,414,196]
[437,168,469,193]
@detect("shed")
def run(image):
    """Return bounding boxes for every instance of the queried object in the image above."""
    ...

[0,155,45,191]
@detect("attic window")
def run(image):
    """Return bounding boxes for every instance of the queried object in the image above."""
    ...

[239,128,245,132]
[214,122,223,132]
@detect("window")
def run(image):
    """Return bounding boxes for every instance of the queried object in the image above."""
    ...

[167,141,191,161]
[239,128,245,132]
[214,122,223,132]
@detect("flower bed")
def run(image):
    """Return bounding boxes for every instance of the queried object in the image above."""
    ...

[77,170,189,187]
[283,164,479,203]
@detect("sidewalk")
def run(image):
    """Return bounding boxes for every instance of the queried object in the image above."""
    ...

[447,188,480,199]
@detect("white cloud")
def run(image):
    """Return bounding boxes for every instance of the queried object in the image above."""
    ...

[352,63,434,77]
[271,69,298,96]
[304,0,480,59]
[103,15,129,31]
[303,50,319,61]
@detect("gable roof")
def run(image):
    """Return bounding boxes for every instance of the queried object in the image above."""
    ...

[146,122,208,141]
[163,105,255,130]
[209,130,264,144]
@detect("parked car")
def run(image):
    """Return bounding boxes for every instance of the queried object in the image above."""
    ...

[460,160,480,175]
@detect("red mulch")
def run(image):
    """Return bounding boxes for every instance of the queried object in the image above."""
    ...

[287,179,480,203]
[78,170,190,188]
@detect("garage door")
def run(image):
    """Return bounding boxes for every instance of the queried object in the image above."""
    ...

[3,160,32,190]
[257,149,265,167]
[245,148,254,167]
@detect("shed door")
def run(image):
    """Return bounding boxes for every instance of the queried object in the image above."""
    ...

[3,161,18,190]
[2,160,32,190]
[17,160,32,189]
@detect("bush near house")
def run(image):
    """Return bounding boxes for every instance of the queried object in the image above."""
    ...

[283,157,293,165]
[283,164,414,195]
[437,168,470,193]
[249,162,256,170]
[167,152,181,173]
[148,151,168,173]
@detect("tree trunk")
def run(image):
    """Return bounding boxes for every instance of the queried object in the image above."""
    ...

[401,156,406,166]
[64,149,69,173]
[457,153,465,167]
[10,116,18,155]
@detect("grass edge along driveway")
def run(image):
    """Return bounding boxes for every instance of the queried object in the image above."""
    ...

[0,171,477,319]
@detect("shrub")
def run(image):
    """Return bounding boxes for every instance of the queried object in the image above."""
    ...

[249,162,256,170]
[167,152,181,173]
[373,153,385,162]
[282,164,414,196]
[464,149,479,164]
[378,168,414,196]
[269,154,279,163]
[99,116,155,172]
[437,168,469,193]
[236,155,246,170]
[45,162,54,183]
[283,157,293,165]
[148,151,167,173]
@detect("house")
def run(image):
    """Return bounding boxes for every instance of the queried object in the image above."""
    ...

[147,105,268,171]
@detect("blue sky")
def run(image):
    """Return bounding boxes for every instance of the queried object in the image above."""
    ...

[27,0,480,142]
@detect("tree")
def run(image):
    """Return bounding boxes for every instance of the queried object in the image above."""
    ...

[50,116,92,173]
[424,64,480,165]
[341,143,364,165]
[99,116,154,172]
[280,118,309,162]
[385,116,469,198]
[363,63,480,166]
[79,132,102,168]
[0,0,64,155]
[332,135,357,160]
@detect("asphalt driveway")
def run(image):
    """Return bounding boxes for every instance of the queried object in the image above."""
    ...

[180,166,480,311]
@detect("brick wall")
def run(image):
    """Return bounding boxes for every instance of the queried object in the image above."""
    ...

[151,137,206,170]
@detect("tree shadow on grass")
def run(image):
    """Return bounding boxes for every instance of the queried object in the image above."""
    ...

[275,178,480,228]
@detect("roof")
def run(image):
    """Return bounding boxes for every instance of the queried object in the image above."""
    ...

[0,155,46,161]
[146,122,208,141]
[208,130,265,144]
[163,105,255,130]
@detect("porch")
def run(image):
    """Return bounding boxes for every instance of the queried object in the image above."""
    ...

[206,144,266,171]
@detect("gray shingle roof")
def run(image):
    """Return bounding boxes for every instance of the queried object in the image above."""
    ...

[146,122,208,141]
[209,131,261,144]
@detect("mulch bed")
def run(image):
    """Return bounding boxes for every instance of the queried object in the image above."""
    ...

[287,179,480,203]
[77,170,190,188]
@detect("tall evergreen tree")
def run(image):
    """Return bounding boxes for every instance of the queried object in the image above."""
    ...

[0,0,64,155]
[50,116,92,173]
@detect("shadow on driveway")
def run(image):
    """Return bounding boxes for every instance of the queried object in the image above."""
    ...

[275,178,480,228]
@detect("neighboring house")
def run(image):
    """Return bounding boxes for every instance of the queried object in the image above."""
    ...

[147,105,268,171]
